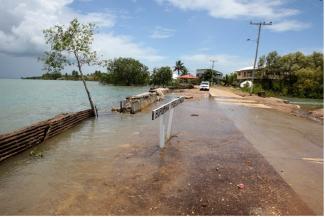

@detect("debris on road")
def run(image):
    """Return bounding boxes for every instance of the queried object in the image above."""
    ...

[237,183,245,189]
[29,150,43,158]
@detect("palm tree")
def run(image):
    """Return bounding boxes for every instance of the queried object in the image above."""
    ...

[174,60,185,75]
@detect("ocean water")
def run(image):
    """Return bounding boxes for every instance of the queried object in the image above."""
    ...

[0,79,148,133]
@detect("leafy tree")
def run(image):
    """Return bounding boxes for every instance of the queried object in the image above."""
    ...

[150,66,172,86]
[249,51,323,98]
[223,72,237,86]
[93,70,102,81]
[41,18,98,115]
[41,72,62,80]
[71,70,79,80]
[180,66,189,76]
[39,51,67,73]
[105,57,149,85]
[200,69,216,83]
[174,60,185,75]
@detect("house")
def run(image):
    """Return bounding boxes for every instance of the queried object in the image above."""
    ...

[235,66,254,81]
[196,69,223,83]
[235,66,281,81]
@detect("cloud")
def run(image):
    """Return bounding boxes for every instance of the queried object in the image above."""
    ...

[0,0,115,57]
[156,0,299,20]
[267,20,311,32]
[0,0,165,77]
[181,53,251,73]
[94,33,165,62]
[150,26,175,39]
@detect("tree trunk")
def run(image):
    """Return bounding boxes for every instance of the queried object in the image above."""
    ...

[74,52,97,117]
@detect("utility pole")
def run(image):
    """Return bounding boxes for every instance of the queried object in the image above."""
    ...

[210,59,217,85]
[210,60,216,70]
[249,21,272,95]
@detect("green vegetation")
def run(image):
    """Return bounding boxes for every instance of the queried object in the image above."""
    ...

[22,70,103,81]
[256,51,323,98]
[40,18,99,114]
[150,66,173,87]
[224,51,323,99]
[100,57,149,86]
[174,60,187,75]
[223,72,237,86]
[199,69,216,82]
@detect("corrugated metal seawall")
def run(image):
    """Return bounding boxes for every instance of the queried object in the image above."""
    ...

[0,109,94,162]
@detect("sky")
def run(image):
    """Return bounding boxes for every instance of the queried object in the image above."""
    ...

[0,0,323,78]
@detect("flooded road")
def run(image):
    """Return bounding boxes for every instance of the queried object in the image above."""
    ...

[211,87,323,215]
[0,89,321,215]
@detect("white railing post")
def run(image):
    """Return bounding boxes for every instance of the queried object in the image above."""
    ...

[152,96,184,149]
[166,108,174,140]
[159,114,165,148]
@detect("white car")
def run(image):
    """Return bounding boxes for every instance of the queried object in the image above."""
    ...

[200,81,210,91]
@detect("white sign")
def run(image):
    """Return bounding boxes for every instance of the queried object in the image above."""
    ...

[152,97,184,120]
[152,97,185,148]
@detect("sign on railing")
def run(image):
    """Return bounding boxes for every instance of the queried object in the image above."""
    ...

[152,96,185,148]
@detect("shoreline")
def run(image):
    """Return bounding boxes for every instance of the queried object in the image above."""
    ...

[211,86,323,123]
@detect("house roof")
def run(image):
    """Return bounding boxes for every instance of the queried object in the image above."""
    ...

[178,74,197,79]
[235,66,254,72]
[235,66,265,72]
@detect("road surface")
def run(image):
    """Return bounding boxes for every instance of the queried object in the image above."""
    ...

[0,87,322,215]
[210,87,323,215]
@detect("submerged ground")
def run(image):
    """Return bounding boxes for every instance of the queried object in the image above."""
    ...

[0,87,323,215]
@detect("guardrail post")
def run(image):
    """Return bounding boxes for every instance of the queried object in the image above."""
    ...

[159,114,165,148]
[152,96,184,149]
[166,108,174,140]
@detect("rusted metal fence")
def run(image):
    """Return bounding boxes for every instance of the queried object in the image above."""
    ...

[0,109,94,162]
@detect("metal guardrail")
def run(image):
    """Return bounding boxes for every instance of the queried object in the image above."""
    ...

[152,96,185,148]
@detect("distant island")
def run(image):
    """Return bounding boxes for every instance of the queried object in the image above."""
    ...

[21,70,102,81]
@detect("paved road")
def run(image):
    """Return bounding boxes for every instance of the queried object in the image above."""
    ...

[210,87,323,215]
[0,89,322,215]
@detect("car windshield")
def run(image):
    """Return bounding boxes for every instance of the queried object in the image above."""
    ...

[201,82,209,85]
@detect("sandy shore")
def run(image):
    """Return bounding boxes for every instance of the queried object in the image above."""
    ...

[213,86,323,123]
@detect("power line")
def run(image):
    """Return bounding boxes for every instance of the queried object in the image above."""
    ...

[249,21,272,95]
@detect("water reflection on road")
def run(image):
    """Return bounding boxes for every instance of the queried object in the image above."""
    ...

[0,93,322,215]
[213,96,323,215]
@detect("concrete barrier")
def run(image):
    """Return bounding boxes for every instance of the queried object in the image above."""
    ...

[114,88,169,114]
[0,109,94,162]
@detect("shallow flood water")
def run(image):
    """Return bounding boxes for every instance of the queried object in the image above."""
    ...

[0,93,321,215]
[0,105,159,214]
[0,79,148,133]
[214,98,323,214]
[279,96,323,109]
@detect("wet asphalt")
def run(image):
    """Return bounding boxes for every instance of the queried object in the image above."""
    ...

[0,89,322,215]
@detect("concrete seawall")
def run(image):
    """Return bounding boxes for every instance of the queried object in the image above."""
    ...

[114,88,169,114]
[0,109,95,162]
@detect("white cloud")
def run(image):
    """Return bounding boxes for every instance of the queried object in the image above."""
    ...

[267,20,311,32]
[181,53,251,73]
[157,0,299,20]
[150,26,175,39]
[0,0,165,77]
[94,33,165,62]
[156,0,309,32]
